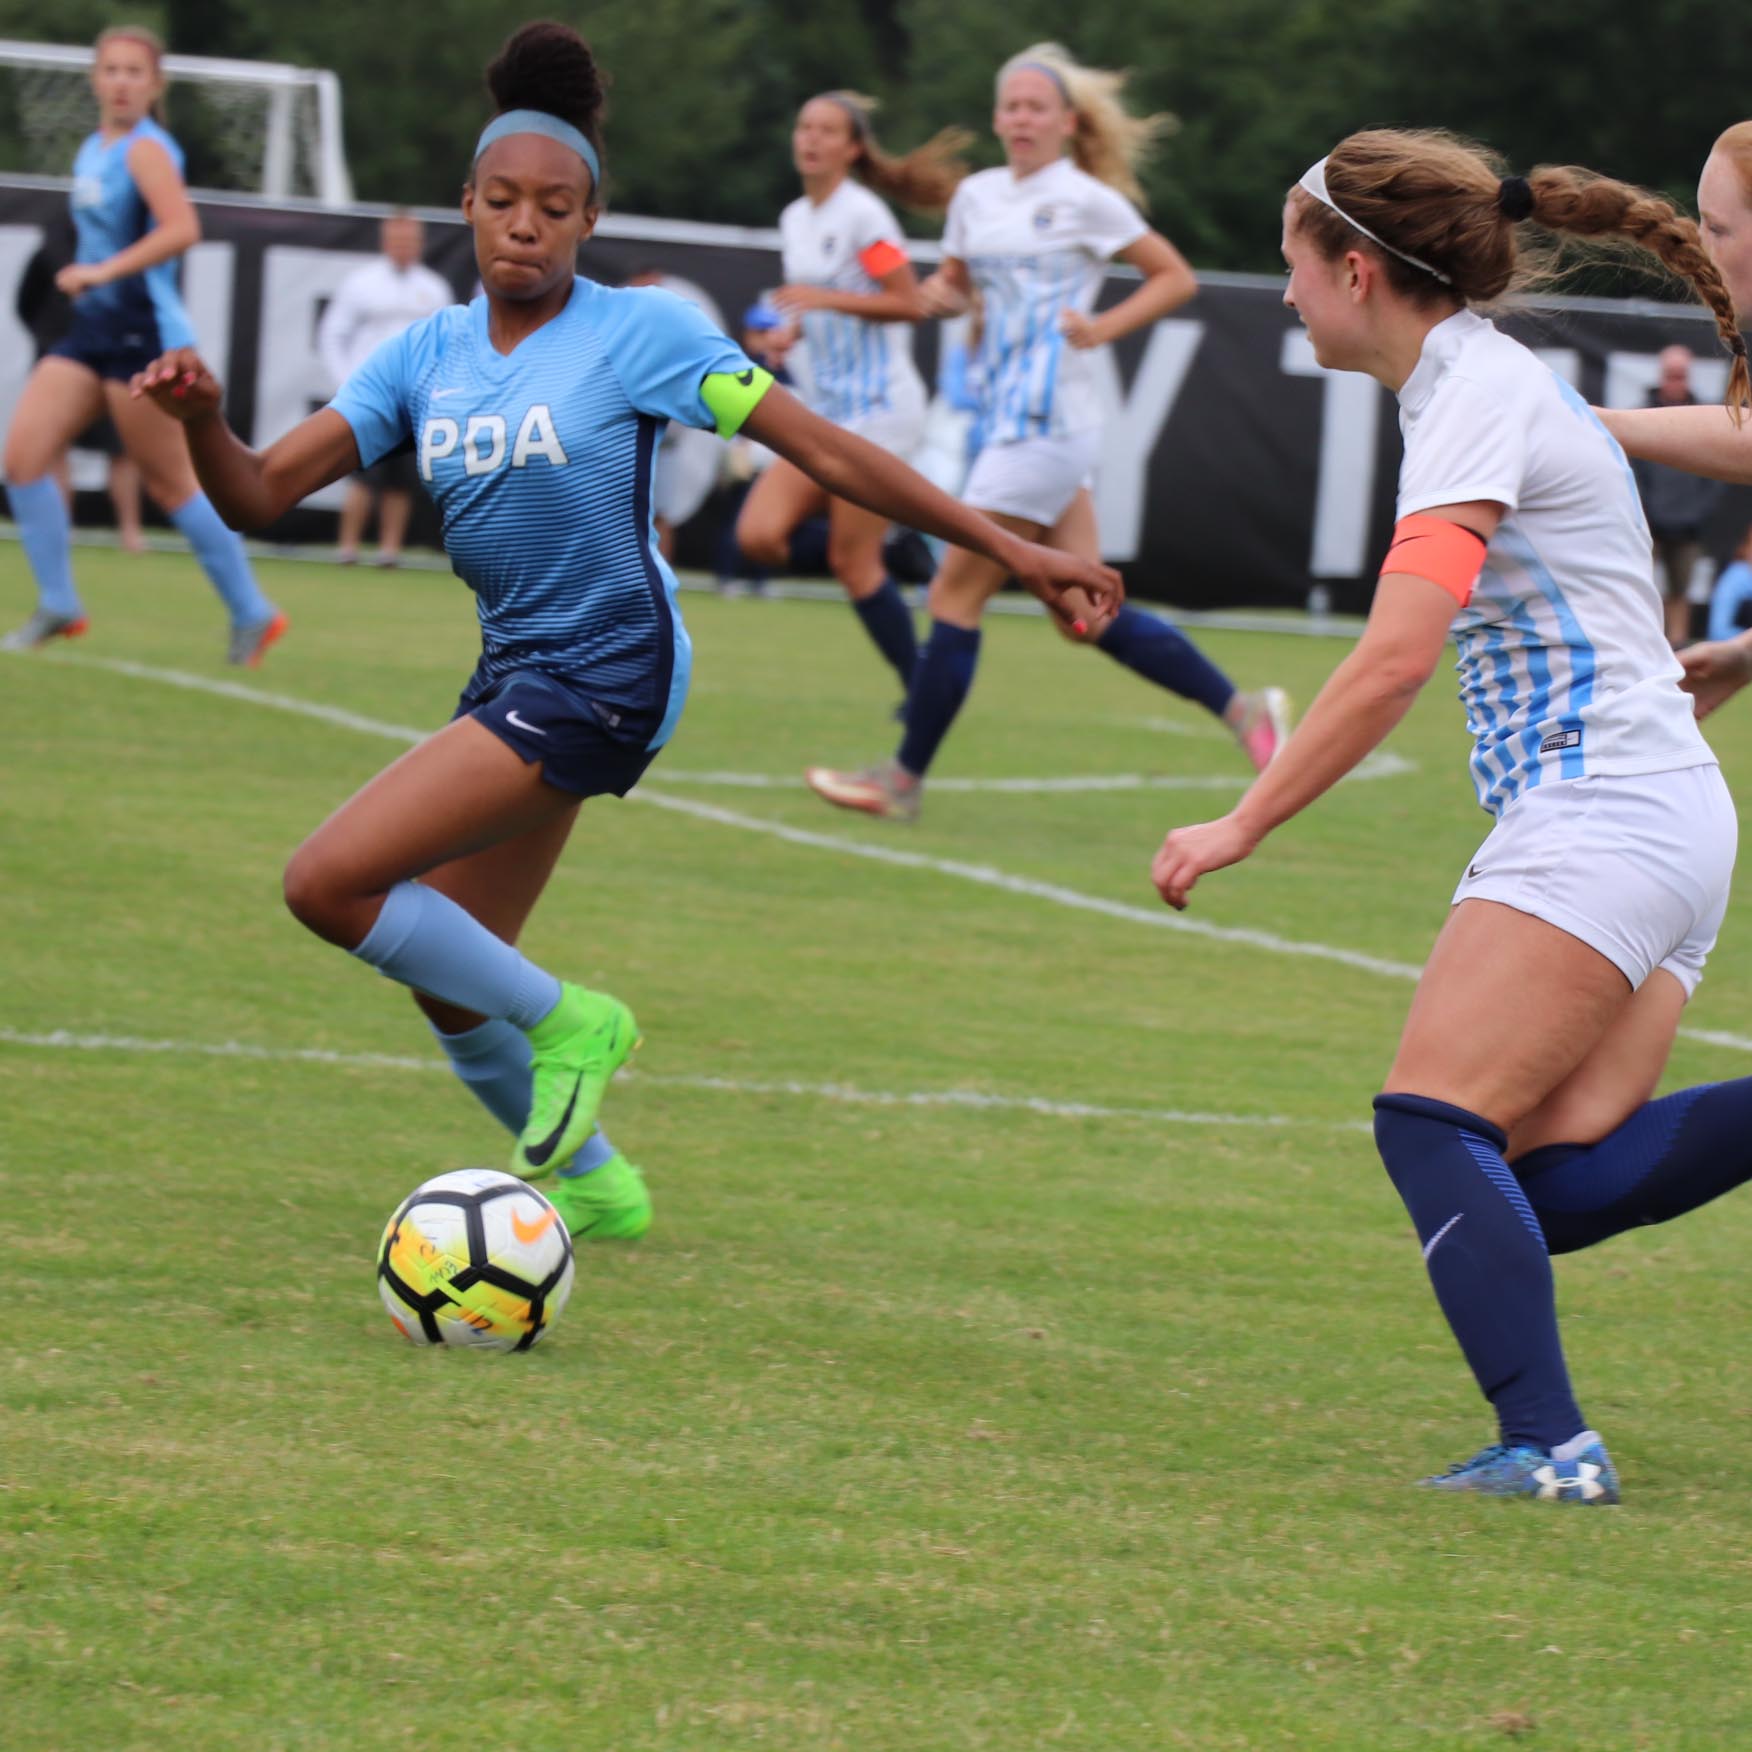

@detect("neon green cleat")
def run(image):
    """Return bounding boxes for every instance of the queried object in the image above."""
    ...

[512,983,640,1180]
[546,1153,653,1240]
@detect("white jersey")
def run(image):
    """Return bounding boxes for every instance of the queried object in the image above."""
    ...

[943,157,1147,446]
[316,256,454,391]
[779,179,925,428]
[1397,309,1713,816]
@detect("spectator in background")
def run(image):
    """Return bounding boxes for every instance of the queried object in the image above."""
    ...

[317,211,452,566]
[1632,345,1725,643]
[15,213,146,551]
[1708,525,1752,641]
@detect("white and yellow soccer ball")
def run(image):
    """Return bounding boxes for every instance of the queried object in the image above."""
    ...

[377,1168,575,1351]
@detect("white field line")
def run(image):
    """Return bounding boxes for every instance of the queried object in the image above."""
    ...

[0,1028,1346,1131]
[22,650,1752,1058]
[656,750,1413,794]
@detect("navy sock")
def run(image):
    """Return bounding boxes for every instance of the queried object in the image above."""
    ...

[1515,1079,1752,1255]
[897,619,981,778]
[1373,1092,1584,1451]
[851,578,918,691]
[1095,606,1236,719]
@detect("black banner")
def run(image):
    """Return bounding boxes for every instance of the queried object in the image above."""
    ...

[5,175,1748,612]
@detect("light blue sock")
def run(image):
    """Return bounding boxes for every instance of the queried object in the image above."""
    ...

[431,1015,616,1176]
[168,491,275,627]
[352,881,562,1028]
[8,476,81,618]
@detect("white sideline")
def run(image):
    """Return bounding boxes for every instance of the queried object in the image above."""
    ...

[0,1028,1343,1131]
[21,649,1752,1059]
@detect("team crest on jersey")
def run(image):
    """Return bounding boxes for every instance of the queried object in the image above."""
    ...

[820,234,837,255]
[72,175,104,209]
[1032,205,1056,232]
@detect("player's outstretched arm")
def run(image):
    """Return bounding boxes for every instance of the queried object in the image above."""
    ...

[1151,507,1496,910]
[132,348,361,529]
[741,380,1123,618]
[1598,402,1752,484]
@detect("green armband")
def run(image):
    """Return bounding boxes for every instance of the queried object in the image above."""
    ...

[700,365,774,438]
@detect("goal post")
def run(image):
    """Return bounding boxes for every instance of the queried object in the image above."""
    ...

[0,38,352,204]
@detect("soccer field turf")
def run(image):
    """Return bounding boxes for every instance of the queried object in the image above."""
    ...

[8,547,1752,1750]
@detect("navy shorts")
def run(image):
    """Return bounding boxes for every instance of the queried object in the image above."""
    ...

[49,311,165,383]
[454,667,660,799]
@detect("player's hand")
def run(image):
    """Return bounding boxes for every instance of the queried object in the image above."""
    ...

[918,271,970,318]
[1151,813,1260,910]
[1058,310,1105,350]
[131,348,224,423]
[772,284,830,315]
[54,262,108,296]
[1679,634,1752,720]
[1003,540,1124,627]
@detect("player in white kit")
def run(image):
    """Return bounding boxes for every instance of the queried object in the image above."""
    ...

[1153,128,1752,1505]
[805,44,1289,822]
[736,92,969,696]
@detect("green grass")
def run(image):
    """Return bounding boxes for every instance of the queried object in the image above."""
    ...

[7,548,1752,1751]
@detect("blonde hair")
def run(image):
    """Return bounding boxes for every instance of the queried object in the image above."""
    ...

[813,91,970,215]
[996,42,1172,207]
[1711,121,1752,205]
[1291,127,1750,416]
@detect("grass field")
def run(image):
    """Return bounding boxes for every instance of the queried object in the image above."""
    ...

[8,546,1752,1751]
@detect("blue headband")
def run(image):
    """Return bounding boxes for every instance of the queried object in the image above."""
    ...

[1009,59,1073,106]
[474,109,601,188]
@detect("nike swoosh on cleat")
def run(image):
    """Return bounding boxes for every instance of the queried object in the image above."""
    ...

[523,1069,586,1170]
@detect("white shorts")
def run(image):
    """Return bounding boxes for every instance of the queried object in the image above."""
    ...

[961,429,1100,526]
[1453,764,1737,995]
[844,401,932,462]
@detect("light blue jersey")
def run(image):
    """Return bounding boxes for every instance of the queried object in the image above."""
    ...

[329,278,755,747]
[68,117,194,349]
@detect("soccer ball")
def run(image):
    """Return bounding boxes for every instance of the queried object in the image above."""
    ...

[377,1168,575,1351]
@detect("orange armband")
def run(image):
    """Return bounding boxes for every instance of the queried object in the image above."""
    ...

[859,239,909,279]
[1381,514,1488,608]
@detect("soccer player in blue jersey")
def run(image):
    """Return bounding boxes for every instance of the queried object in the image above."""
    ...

[132,21,1121,1240]
[1,26,283,662]
[805,43,1290,823]
[735,92,968,695]
[1155,129,1752,1504]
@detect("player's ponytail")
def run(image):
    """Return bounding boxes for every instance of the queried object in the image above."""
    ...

[997,43,1171,208]
[1292,128,1751,419]
[816,91,970,216]
[482,21,607,189]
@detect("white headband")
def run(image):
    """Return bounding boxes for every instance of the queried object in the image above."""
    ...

[1297,156,1452,285]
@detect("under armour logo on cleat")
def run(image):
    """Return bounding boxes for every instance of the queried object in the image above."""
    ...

[1533,1462,1607,1501]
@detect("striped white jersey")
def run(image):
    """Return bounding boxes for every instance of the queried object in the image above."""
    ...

[943,158,1147,445]
[1396,310,1712,816]
[779,179,924,427]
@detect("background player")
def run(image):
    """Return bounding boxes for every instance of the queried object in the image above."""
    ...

[1153,128,1752,1503]
[1,25,283,661]
[132,21,1122,1241]
[805,42,1288,822]
[734,91,968,697]
[316,211,454,567]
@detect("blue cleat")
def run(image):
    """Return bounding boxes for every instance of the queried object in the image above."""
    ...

[1417,1434,1620,1504]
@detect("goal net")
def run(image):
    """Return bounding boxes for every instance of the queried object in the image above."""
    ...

[0,38,352,203]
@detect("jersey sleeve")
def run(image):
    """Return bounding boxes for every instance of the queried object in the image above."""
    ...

[941,183,972,262]
[608,287,762,434]
[1081,182,1149,260]
[851,191,909,279]
[1396,376,1526,520]
[326,324,417,467]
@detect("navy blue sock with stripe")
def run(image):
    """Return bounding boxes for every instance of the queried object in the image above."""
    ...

[897,619,981,778]
[1095,606,1236,718]
[1373,1092,1584,1451]
[1515,1079,1752,1254]
[851,578,919,691]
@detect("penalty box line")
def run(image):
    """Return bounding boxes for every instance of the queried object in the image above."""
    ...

[23,649,1752,1060]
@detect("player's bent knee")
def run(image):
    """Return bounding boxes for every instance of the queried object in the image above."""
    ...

[735,516,788,570]
[281,847,358,946]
